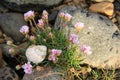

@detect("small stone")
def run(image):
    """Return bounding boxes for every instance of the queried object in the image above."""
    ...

[114,1,120,11]
[0,39,5,43]
[90,0,114,2]
[0,48,2,67]
[111,18,117,23]
[116,15,120,25]
[116,11,120,16]
[89,2,114,16]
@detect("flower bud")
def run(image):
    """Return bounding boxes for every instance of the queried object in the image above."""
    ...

[29,35,35,41]
[16,65,22,70]
[42,10,48,16]
[20,25,29,35]
[7,40,13,45]
[64,13,72,22]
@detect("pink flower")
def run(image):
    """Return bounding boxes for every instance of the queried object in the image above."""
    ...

[37,19,44,28]
[22,62,32,74]
[59,12,65,18]
[48,53,56,61]
[16,65,22,70]
[20,25,29,34]
[42,15,48,21]
[42,10,48,16]
[75,22,84,31]
[48,49,62,63]
[51,49,62,56]
[64,13,72,22]
[24,10,35,21]
[69,34,79,44]
[81,45,92,55]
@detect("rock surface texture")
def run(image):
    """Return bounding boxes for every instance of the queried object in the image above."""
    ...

[0,0,62,12]
[23,67,63,80]
[54,6,120,69]
[0,66,19,80]
[0,13,26,42]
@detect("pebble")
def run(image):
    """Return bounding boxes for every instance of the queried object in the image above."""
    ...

[89,2,114,16]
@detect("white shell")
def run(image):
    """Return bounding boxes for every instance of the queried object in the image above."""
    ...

[26,45,47,64]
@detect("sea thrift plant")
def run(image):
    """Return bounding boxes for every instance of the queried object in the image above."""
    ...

[14,10,92,79]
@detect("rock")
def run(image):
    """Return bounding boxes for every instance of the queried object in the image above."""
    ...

[0,0,62,12]
[118,0,120,3]
[54,6,120,69]
[26,45,47,64]
[116,15,120,25]
[23,67,63,80]
[0,66,19,80]
[0,48,2,67]
[114,1,120,11]
[0,4,8,13]
[49,10,58,22]
[89,2,114,16]
[0,39,5,44]
[90,0,114,2]
[0,44,12,57]
[111,17,117,23]
[0,13,26,42]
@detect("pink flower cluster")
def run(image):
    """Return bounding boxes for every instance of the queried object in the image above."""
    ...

[24,10,35,21]
[42,10,48,21]
[37,19,44,28]
[69,34,79,44]
[81,45,92,55]
[48,49,62,63]
[75,22,84,31]
[20,25,29,35]
[22,62,32,74]
[42,10,48,16]
[59,12,72,22]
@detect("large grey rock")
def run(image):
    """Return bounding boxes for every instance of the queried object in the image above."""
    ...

[54,6,120,69]
[0,13,26,42]
[0,0,62,12]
